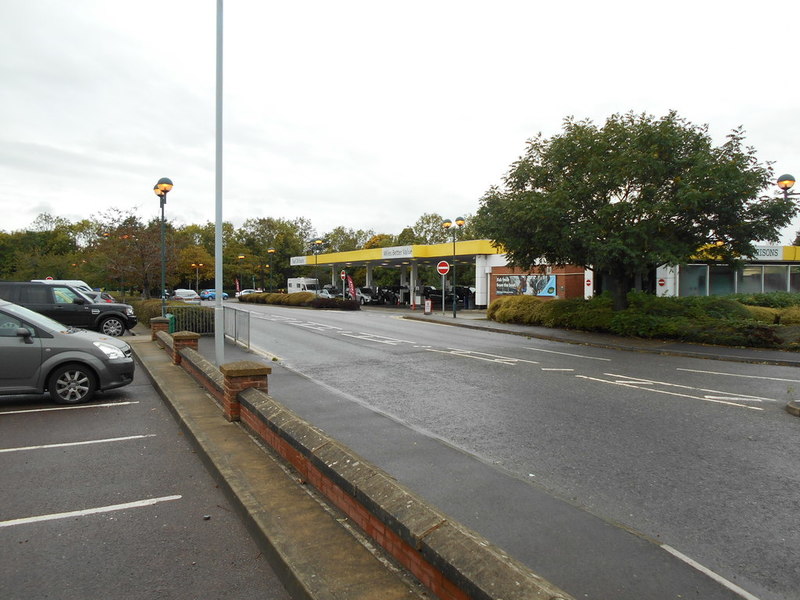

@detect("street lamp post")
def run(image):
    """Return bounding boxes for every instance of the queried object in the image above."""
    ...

[311,239,324,293]
[154,177,173,317]
[442,217,465,318]
[191,263,204,292]
[237,255,245,293]
[267,247,276,292]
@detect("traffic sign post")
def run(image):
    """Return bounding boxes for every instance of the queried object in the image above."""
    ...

[437,261,450,316]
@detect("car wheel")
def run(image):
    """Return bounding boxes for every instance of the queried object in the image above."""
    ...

[100,316,126,336]
[48,363,97,404]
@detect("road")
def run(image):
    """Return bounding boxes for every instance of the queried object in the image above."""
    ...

[0,367,291,600]
[234,302,800,600]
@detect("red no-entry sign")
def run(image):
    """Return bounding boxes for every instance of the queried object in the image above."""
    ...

[437,261,450,275]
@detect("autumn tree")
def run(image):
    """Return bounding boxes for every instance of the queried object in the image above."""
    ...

[475,111,796,310]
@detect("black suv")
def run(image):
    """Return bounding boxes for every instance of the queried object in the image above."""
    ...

[0,282,137,336]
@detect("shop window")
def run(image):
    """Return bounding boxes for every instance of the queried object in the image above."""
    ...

[737,266,763,293]
[763,266,788,293]
[790,267,800,293]
[679,265,707,296]
[709,265,735,296]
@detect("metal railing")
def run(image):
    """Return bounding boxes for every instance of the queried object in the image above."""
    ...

[166,305,215,334]
[224,305,250,349]
[162,304,250,350]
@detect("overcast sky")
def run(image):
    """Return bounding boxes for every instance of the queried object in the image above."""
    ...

[2,0,800,242]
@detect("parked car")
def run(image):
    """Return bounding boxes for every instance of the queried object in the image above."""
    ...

[199,289,229,300]
[236,289,258,298]
[170,289,201,304]
[0,298,135,404]
[31,279,94,294]
[358,287,377,304]
[317,289,336,299]
[81,290,116,303]
[0,281,137,337]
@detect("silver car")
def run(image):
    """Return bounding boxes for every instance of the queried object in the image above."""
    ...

[0,299,135,404]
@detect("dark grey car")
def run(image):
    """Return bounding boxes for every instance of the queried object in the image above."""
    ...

[0,299,135,404]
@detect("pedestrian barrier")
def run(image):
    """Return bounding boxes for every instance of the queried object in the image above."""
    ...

[224,306,250,349]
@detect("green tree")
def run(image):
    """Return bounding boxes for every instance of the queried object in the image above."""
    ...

[475,111,796,310]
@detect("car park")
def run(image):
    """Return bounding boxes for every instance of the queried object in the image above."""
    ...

[170,289,201,304]
[0,298,135,403]
[0,281,137,336]
[199,289,229,300]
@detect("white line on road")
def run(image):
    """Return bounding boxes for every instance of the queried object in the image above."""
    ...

[425,348,539,365]
[608,373,777,403]
[661,544,763,600]
[0,495,182,528]
[677,367,800,383]
[576,375,764,410]
[0,434,157,454]
[525,347,611,361]
[541,368,575,372]
[0,401,139,416]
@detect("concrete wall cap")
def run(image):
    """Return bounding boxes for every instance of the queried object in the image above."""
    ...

[220,361,272,377]
[172,331,201,340]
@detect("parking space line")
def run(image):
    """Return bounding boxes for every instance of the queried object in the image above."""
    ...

[0,434,157,454]
[0,495,182,528]
[0,401,139,415]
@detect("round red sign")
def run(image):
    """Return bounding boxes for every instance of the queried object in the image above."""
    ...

[340,270,346,280]
[585,279,591,286]
[437,261,450,275]
[658,278,666,287]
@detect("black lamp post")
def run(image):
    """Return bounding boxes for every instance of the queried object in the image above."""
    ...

[237,254,245,293]
[311,239,324,292]
[191,262,204,292]
[154,177,173,317]
[442,217,465,318]
[267,247,276,292]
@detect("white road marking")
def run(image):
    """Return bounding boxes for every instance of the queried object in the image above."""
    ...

[0,401,139,415]
[608,373,777,403]
[661,544,763,600]
[426,348,539,365]
[677,367,800,384]
[541,368,574,372]
[576,375,764,410]
[0,434,157,454]
[525,347,611,361]
[0,495,182,528]
[341,332,415,345]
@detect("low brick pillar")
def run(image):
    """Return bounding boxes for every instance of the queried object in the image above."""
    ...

[171,331,200,365]
[151,317,170,341]
[220,361,271,422]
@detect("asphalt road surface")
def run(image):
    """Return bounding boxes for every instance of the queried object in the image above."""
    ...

[0,367,291,600]
[233,303,800,600]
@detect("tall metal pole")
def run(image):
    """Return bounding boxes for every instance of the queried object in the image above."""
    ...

[213,0,225,366]
[452,231,457,319]
[160,197,166,317]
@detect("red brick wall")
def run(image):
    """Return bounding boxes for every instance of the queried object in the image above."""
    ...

[488,265,585,304]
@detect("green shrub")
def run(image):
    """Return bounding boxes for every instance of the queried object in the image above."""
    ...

[309,297,360,310]
[728,291,800,308]
[744,305,780,324]
[779,306,800,324]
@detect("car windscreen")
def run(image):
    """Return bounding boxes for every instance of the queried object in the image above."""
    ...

[3,302,69,332]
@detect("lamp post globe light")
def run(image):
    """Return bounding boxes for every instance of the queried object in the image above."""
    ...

[442,217,465,318]
[154,177,173,317]
[777,174,799,200]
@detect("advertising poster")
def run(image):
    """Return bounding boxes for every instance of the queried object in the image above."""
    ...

[496,274,557,297]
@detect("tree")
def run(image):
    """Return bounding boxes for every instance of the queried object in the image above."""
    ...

[475,111,797,310]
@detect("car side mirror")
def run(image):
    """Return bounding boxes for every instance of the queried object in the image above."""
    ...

[73,298,86,305]
[16,328,34,344]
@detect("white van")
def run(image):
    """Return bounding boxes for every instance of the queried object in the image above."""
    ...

[32,279,94,293]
